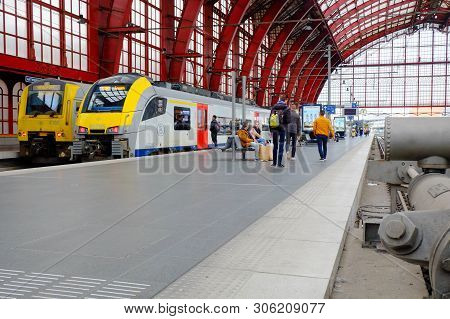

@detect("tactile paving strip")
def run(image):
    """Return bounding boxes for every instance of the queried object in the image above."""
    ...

[0,268,151,299]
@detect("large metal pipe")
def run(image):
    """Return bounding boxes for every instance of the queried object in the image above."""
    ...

[408,173,450,211]
[384,117,450,161]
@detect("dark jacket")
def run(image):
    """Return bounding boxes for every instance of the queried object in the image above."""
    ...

[210,119,219,133]
[270,102,290,131]
[288,110,301,134]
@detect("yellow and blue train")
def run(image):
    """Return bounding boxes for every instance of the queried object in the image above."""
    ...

[17,73,270,161]
[73,73,270,159]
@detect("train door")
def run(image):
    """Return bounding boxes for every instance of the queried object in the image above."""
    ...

[197,103,208,149]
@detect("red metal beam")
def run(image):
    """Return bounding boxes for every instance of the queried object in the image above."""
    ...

[203,2,214,88]
[98,0,134,78]
[236,0,290,96]
[339,16,412,50]
[160,0,175,81]
[293,52,325,102]
[323,0,352,17]
[334,4,415,43]
[255,5,314,106]
[312,0,343,61]
[168,0,204,82]
[100,26,146,34]
[342,23,414,59]
[328,0,384,31]
[303,55,340,102]
[284,34,326,100]
[88,0,100,76]
[310,58,340,102]
[0,54,98,82]
[209,0,252,91]
[271,23,322,105]
[309,24,420,103]
[296,57,327,102]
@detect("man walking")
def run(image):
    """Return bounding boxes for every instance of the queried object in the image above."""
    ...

[313,110,334,161]
[210,115,220,147]
[286,101,301,160]
[269,94,290,167]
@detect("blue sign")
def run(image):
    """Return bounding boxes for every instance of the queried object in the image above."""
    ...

[351,102,359,108]
[324,105,336,114]
[25,76,42,84]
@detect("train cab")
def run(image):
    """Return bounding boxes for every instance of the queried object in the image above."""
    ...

[17,79,90,161]
[73,73,156,159]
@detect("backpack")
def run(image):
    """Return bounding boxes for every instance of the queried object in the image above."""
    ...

[210,121,219,132]
[282,108,291,125]
[270,106,290,128]
[269,112,280,128]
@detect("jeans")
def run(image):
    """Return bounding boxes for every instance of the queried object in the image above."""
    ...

[211,131,218,146]
[272,129,286,166]
[286,132,297,157]
[249,142,260,160]
[316,134,328,159]
[256,138,266,144]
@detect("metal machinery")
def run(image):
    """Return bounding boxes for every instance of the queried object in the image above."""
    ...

[367,117,450,299]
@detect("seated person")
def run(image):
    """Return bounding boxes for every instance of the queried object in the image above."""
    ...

[250,121,266,145]
[221,136,234,152]
[237,122,261,160]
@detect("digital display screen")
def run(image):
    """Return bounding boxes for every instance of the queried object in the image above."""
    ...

[344,108,357,116]
[334,117,346,132]
[302,104,321,132]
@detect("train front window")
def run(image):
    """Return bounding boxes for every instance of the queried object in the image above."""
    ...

[26,91,63,116]
[84,85,130,112]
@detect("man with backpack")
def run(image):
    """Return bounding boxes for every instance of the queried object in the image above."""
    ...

[269,94,291,167]
[210,115,220,147]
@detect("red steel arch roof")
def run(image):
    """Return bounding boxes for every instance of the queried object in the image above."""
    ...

[319,0,449,54]
[0,0,448,105]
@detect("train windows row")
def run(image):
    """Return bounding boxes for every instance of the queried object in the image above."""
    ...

[140,97,267,134]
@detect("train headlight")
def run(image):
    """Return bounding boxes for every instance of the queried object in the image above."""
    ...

[56,131,64,138]
[106,126,120,134]
[18,131,27,137]
[78,126,88,134]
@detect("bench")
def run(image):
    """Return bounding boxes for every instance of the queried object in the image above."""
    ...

[233,136,255,160]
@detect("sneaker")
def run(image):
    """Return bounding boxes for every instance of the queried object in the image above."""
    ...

[323,158,327,161]
[290,157,296,161]
[320,158,325,161]
[277,164,285,168]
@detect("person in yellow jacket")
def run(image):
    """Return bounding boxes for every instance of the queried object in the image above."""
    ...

[313,110,334,161]
[237,121,260,160]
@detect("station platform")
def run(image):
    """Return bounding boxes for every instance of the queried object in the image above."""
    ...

[0,137,371,299]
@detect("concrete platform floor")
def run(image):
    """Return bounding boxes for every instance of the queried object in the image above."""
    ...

[156,138,372,298]
[0,137,368,299]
